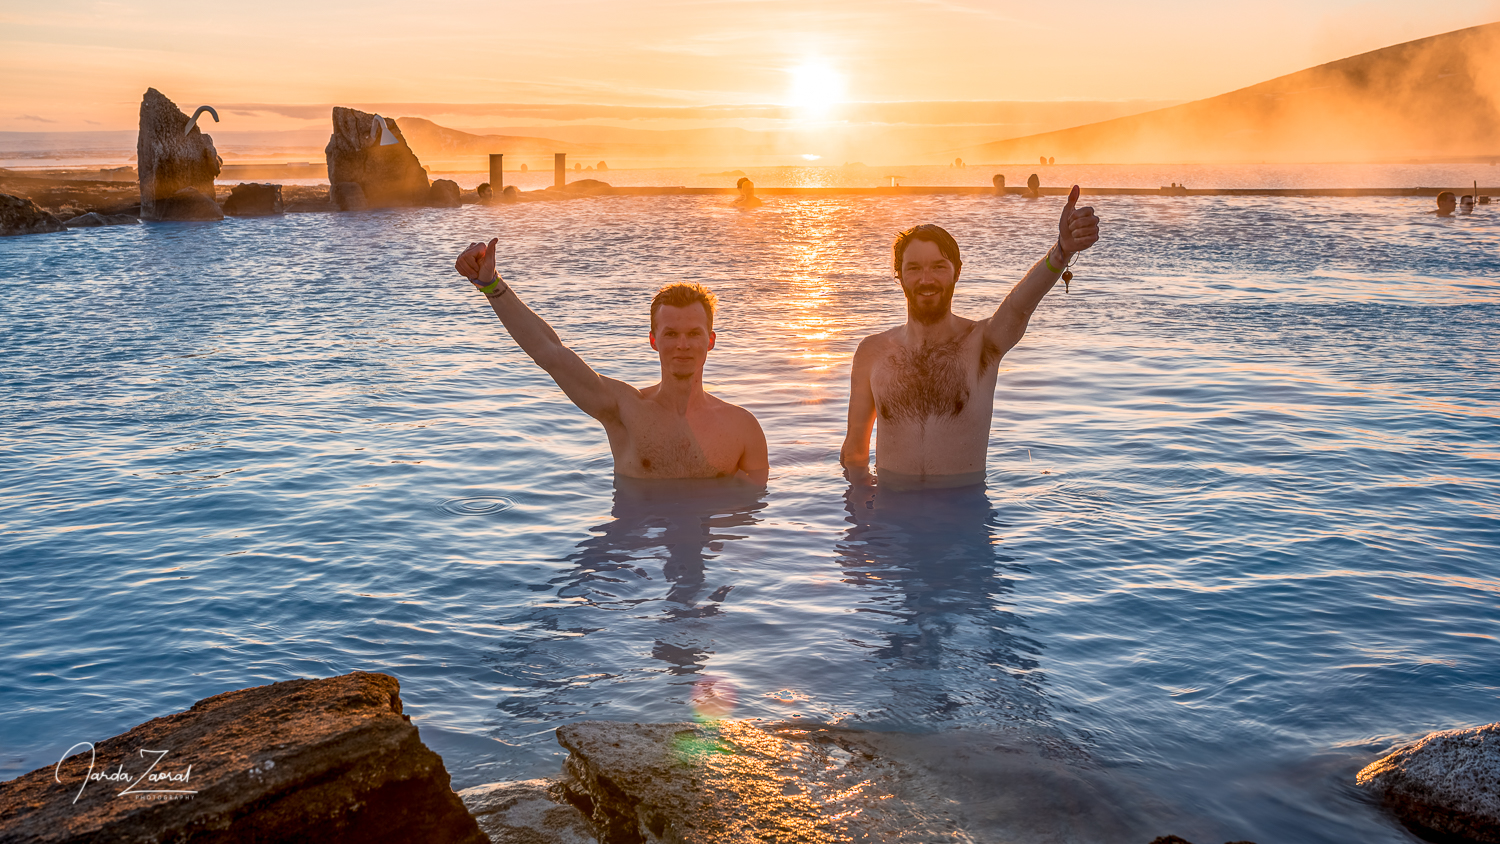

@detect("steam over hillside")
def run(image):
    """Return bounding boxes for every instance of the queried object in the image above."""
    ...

[960,23,1500,164]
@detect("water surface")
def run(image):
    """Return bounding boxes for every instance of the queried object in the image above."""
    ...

[2,195,1497,842]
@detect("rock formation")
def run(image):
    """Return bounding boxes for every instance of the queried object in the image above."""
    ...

[554,720,1152,844]
[459,780,595,844]
[151,187,222,221]
[137,88,223,221]
[0,193,66,236]
[1358,722,1500,843]
[325,108,430,209]
[429,178,461,208]
[222,183,284,216]
[0,671,488,844]
[332,182,370,212]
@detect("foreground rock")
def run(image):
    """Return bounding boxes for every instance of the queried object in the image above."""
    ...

[0,193,66,236]
[325,108,430,209]
[557,720,1153,843]
[460,780,596,844]
[137,88,223,221]
[0,671,488,844]
[222,182,284,216]
[1358,722,1500,843]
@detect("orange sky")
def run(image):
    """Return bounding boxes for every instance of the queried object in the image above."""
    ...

[3,1,1499,133]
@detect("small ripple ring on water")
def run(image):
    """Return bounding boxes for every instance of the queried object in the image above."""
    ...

[438,497,515,516]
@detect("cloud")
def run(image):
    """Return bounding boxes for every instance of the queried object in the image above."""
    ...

[17,114,57,123]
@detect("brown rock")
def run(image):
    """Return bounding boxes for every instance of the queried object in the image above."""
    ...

[222,183,284,216]
[137,89,223,221]
[1357,722,1500,843]
[150,187,222,222]
[0,193,66,236]
[324,108,430,208]
[332,181,370,212]
[429,178,462,208]
[459,780,596,844]
[0,671,488,844]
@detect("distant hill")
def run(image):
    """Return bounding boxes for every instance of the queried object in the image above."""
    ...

[960,22,1500,164]
[394,117,595,164]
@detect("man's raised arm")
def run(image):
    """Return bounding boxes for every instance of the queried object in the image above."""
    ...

[456,238,623,420]
[983,185,1100,357]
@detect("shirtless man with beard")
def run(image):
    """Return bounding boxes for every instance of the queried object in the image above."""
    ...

[841,186,1101,488]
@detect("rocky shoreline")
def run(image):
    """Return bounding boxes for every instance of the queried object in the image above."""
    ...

[3,670,1498,842]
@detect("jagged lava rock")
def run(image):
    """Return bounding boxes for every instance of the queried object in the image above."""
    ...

[1358,722,1500,843]
[137,88,223,221]
[324,108,430,208]
[0,671,488,844]
[222,182,284,216]
[0,193,66,236]
[459,780,596,844]
[429,178,461,207]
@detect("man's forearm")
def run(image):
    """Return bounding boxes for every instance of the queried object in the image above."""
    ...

[479,281,570,368]
[1002,241,1070,319]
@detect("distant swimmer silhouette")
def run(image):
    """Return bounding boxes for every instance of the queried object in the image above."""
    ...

[1434,191,1456,216]
[992,174,1006,196]
[1024,174,1041,198]
[733,177,763,208]
[841,185,1101,488]
[455,241,769,482]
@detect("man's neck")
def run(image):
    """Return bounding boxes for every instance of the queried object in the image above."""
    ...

[902,311,962,346]
[653,370,705,413]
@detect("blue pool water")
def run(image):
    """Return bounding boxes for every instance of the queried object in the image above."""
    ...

[2,195,1498,842]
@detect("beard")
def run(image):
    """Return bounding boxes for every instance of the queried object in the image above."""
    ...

[904,284,954,325]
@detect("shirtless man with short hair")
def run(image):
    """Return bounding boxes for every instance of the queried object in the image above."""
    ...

[456,238,769,483]
[841,186,1101,487]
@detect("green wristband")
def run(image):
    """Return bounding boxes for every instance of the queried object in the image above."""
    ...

[478,277,506,297]
[1045,249,1062,274]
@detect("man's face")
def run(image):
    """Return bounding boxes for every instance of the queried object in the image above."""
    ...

[739,180,755,198]
[1438,195,1456,216]
[650,303,716,380]
[898,239,957,324]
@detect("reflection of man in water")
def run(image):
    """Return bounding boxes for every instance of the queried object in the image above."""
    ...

[1435,191,1456,216]
[837,480,1047,726]
[455,241,769,481]
[733,177,763,208]
[841,186,1100,487]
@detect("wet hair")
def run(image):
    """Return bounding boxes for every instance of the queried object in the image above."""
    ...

[1437,191,1456,203]
[651,282,718,332]
[892,224,962,279]
[736,177,752,189]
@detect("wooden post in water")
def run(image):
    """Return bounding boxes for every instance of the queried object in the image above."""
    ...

[488,154,503,192]
[554,153,566,188]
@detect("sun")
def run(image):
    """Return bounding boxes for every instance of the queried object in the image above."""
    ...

[787,62,846,117]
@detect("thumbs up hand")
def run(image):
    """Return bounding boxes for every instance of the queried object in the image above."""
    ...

[1058,185,1100,254]
[456,238,500,285]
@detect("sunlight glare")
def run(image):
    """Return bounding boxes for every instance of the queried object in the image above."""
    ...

[787,62,846,117]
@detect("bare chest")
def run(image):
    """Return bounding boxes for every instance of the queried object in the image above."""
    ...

[611,402,740,478]
[869,335,996,424]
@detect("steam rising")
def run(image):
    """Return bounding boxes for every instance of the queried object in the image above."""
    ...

[962,23,1500,164]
